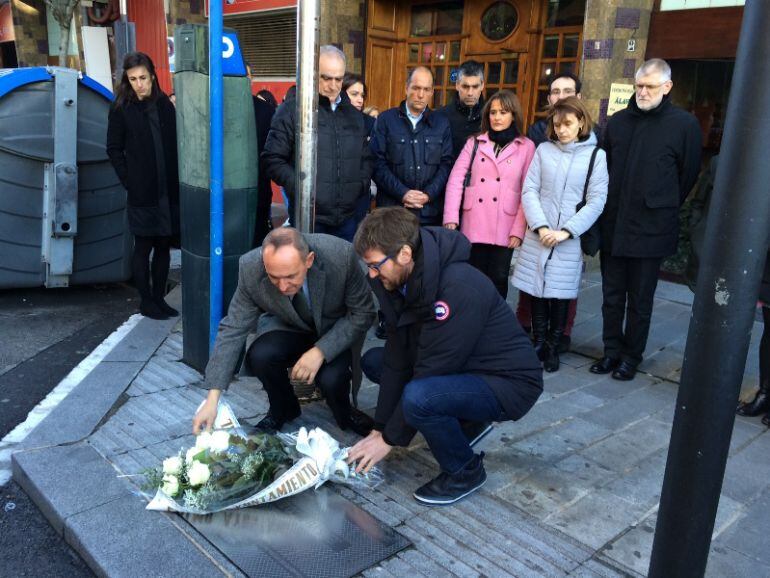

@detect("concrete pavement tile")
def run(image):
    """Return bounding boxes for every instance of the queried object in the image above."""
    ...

[726,417,766,456]
[570,558,630,577]
[12,443,129,534]
[654,281,694,306]
[706,545,770,578]
[601,514,656,576]
[579,418,671,473]
[580,375,652,402]
[604,494,743,576]
[579,385,670,432]
[601,448,667,509]
[65,495,241,578]
[721,433,770,502]
[559,352,596,370]
[102,315,179,362]
[498,461,602,521]
[546,490,650,551]
[22,361,144,448]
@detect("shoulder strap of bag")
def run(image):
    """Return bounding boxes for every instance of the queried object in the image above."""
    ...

[463,138,480,188]
[581,146,600,204]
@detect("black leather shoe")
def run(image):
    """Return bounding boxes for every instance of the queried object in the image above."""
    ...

[737,383,770,417]
[413,452,486,505]
[346,407,375,437]
[254,408,301,433]
[543,343,560,372]
[139,299,169,320]
[589,356,620,374]
[253,413,285,433]
[460,421,493,448]
[154,297,179,317]
[612,361,637,381]
[762,413,770,427]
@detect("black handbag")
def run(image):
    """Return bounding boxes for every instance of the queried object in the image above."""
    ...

[457,139,480,227]
[575,147,601,257]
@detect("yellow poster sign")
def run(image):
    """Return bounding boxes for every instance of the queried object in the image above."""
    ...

[607,83,635,116]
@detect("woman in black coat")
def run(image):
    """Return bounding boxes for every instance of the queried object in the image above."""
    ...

[107,52,180,320]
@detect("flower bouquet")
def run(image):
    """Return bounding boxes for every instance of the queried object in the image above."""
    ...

[141,401,381,514]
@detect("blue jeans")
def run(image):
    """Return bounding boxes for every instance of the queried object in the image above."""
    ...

[314,216,357,243]
[402,374,504,474]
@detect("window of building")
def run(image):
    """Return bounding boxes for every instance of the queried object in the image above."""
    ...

[406,1,464,109]
[481,1,519,42]
[546,0,587,28]
[410,1,464,37]
[224,10,297,77]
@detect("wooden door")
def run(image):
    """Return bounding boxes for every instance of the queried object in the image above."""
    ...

[365,0,405,113]
[462,0,543,129]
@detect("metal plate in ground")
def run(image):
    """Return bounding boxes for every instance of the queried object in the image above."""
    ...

[184,488,410,578]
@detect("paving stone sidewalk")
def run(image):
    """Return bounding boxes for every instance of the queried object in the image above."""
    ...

[11,274,770,577]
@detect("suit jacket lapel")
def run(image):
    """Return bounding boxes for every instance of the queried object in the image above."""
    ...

[307,264,326,331]
[259,276,303,327]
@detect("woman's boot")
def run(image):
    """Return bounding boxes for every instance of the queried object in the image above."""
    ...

[544,299,570,372]
[531,297,549,361]
[737,380,770,416]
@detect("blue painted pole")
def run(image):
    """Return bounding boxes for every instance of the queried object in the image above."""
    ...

[209,1,224,350]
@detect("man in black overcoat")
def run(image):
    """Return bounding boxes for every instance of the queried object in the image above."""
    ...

[591,59,702,381]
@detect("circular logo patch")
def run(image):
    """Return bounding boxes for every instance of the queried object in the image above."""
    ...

[434,301,450,321]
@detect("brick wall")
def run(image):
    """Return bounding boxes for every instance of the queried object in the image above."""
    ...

[12,0,84,69]
[320,0,364,74]
[582,0,655,128]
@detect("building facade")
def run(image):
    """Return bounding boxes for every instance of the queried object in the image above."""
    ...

[3,0,743,139]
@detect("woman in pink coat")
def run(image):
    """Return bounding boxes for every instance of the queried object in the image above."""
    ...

[443,89,535,298]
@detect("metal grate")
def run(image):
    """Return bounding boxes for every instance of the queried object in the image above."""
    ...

[183,489,410,578]
[225,11,297,77]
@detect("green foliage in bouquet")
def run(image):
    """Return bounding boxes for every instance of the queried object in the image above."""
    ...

[142,430,299,512]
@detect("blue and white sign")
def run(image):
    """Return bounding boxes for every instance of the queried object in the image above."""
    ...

[221,30,247,77]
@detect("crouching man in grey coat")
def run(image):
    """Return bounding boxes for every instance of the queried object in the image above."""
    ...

[193,228,377,436]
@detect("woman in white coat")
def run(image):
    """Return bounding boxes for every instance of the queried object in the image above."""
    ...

[512,97,608,372]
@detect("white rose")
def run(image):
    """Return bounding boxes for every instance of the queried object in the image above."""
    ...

[186,446,204,464]
[162,456,183,475]
[161,474,180,497]
[187,461,211,487]
[195,431,213,450]
[209,430,231,454]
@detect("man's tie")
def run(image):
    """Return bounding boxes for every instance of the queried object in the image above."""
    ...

[292,290,314,329]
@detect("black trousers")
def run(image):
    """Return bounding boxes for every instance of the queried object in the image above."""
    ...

[600,253,663,366]
[247,330,352,428]
[469,243,514,299]
[132,235,171,302]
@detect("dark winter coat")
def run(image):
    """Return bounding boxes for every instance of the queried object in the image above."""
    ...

[370,103,454,225]
[262,92,374,227]
[370,227,543,447]
[438,95,484,160]
[601,94,702,258]
[106,93,180,237]
[252,95,276,214]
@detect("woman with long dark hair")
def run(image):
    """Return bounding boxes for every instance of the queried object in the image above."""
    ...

[443,89,535,299]
[107,52,180,320]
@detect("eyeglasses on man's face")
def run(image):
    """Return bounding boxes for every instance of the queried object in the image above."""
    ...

[635,82,667,92]
[366,255,392,274]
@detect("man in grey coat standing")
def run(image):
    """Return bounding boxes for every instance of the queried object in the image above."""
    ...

[193,228,376,436]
